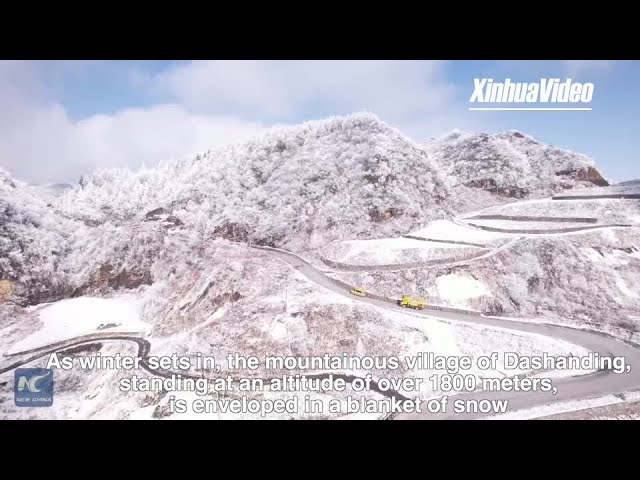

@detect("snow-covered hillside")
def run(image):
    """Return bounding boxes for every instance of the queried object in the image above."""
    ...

[56,114,452,251]
[0,240,590,419]
[0,168,89,304]
[462,198,640,225]
[330,226,640,334]
[2,111,639,420]
[0,113,630,311]
[1,114,456,305]
[320,237,483,267]
[425,130,608,200]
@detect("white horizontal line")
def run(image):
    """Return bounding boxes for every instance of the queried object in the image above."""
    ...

[468,107,592,111]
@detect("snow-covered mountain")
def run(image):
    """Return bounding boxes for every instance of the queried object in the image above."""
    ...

[57,114,451,250]
[619,179,640,186]
[0,113,616,309]
[2,112,639,420]
[0,168,86,304]
[2,114,454,306]
[425,130,608,199]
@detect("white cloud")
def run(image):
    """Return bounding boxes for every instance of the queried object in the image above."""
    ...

[154,60,460,123]
[0,100,265,185]
[0,60,474,184]
[564,60,615,76]
[0,61,266,184]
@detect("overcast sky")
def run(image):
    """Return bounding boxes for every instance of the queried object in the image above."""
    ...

[1,60,637,185]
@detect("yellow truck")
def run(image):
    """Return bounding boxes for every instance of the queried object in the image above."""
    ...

[398,295,426,310]
[350,287,367,297]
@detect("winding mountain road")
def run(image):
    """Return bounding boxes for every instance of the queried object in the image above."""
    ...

[2,241,639,420]
[1,333,410,405]
[259,247,640,420]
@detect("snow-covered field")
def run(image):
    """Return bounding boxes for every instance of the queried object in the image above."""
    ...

[465,197,640,225]
[464,219,599,231]
[435,273,490,308]
[408,219,512,244]
[320,237,482,266]
[5,295,149,354]
[552,184,640,197]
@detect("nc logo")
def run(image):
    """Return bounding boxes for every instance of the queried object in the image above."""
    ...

[15,368,54,407]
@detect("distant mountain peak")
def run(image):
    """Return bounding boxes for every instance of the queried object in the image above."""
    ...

[425,129,606,198]
[619,179,640,186]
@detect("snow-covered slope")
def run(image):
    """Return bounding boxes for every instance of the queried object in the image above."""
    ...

[0,168,88,303]
[0,114,627,311]
[2,114,455,305]
[2,113,639,419]
[56,114,452,251]
[425,130,608,200]
[0,114,625,308]
[320,237,482,266]
[462,197,640,226]
[330,225,640,336]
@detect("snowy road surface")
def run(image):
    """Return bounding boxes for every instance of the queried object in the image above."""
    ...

[261,247,640,420]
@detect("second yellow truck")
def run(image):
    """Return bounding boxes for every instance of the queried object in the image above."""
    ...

[398,295,426,310]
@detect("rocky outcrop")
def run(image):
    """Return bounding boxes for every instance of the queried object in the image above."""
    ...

[369,208,400,222]
[144,207,169,221]
[92,264,152,290]
[0,280,13,302]
[144,207,183,228]
[20,284,82,307]
[463,179,529,198]
[429,130,607,199]
[213,222,250,242]
[212,222,281,247]
[555,167,609,187]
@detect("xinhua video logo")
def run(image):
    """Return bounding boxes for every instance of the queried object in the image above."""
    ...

[469,78,595,111]
[14,368,54,407]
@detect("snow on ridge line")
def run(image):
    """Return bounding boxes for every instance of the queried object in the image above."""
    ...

[50,111,450,253]
[63,112,421,188]
[424,129,604,199]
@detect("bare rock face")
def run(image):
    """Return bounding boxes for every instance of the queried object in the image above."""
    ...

[212,222,282,248]
[368,208,398,222]
[92,264,152,290]
[580,167,609,186]
[463,179,529,199]
[0,280,13,302]
[21,284,81,307]
[555,166,609,187]
[144,207,168,220]
[213,222,250,242]
[143,207,183,228]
